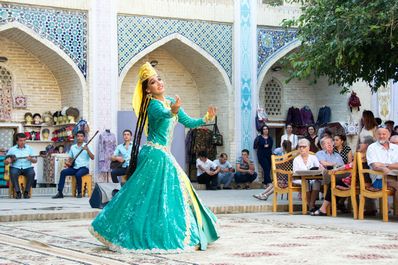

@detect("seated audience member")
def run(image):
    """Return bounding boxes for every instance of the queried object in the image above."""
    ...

[273,140,292,156]
[366,127,398,193]
[385,120,397,136]
[291,139,321,213]
[394,125,398,136]
[196,151,220,190]
[390,135,398,145]
[255,140,292,200]
[111,129,132,183]
[213,153,234,189]
[375,117,382,126]
[311,137,346,216]
[235,149,257,189]
[333,134,353,164]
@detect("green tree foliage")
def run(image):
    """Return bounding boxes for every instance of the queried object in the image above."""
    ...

[282,0,398,93]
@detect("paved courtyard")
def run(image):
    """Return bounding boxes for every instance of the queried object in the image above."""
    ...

[1,211,398,265]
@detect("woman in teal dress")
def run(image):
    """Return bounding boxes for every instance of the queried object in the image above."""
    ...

[90,62,219,253]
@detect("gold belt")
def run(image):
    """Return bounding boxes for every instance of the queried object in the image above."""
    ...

[146,141,170,153]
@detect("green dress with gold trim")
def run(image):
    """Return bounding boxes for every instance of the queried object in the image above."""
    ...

[90,97,219,253]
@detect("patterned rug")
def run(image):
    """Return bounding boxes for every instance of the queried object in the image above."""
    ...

[1,214,398,265]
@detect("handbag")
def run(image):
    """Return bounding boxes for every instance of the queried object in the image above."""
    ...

[13,86,27,109]
[212,116,223,146]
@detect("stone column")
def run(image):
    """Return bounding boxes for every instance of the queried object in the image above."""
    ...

[88,0,118,178]
[234,0,257,155]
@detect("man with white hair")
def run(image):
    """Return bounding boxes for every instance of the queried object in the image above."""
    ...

[311,137,346,216]
[366,127,398,191]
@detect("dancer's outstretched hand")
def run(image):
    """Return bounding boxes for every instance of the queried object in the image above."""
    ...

[171,95,181,114]
[207,106,217,118]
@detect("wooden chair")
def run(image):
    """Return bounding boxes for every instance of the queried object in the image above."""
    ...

[357,153,397,222]
[271,151,301,214]
[71,174,93,197]
[330,152,358,219]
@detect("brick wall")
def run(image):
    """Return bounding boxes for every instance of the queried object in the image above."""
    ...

[120,46,233,157]
[120,48,200,117]
[0,36,62,122]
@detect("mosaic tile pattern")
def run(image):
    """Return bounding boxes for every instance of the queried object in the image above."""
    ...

[257,27,297,75]
[0,3,88,77]
[118,15,232,80]
[239,0,254,151]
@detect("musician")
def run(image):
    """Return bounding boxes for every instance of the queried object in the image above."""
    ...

[52,130,94,199]
[5,133,36,199]
[111,129,132,183]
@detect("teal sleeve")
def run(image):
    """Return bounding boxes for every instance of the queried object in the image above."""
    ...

[178,107,205,128]
[148,100,173,121]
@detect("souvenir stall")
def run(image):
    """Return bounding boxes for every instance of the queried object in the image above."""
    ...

[0,104,84,187]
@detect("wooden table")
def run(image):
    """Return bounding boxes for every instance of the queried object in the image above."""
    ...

[293,170,323,215]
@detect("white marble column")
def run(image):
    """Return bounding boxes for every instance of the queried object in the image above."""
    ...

[88,0,118,178]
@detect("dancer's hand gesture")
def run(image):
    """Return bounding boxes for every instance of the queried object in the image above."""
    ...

[171,95,181,114]
[207,106,217,119]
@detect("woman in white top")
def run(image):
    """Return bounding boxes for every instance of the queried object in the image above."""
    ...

[358,110,378,148]
[293,138,321,213]
[281,124,298,150]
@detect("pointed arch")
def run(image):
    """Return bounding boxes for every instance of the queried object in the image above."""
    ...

[0,22,88,116]
[256,39,301,99]
[119,33,232,92]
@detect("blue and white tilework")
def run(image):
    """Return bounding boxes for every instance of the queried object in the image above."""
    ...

[0,3,88,77]
[257,27,297,75]
[118,15,232,80]
[239,0,254,151]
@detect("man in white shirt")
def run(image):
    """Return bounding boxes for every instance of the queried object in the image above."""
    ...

[366,127,398,191]
[196,151,220,190]
[213,153,234,189]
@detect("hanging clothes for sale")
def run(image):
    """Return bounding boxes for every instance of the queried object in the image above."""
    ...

[316,106,332,126]
[300,106,315,125]
[98,130,117,173]
[286,106,303,126]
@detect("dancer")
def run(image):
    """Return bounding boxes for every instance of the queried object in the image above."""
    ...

[90,62,219,253]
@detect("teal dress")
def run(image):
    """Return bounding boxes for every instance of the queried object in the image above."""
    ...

[90,97,219,253]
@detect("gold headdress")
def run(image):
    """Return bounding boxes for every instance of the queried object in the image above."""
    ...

[132,62,158,118]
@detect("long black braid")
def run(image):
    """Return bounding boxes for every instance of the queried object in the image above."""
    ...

[125,80,151,179]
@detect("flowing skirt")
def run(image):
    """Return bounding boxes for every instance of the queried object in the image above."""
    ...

[90,143,219,253]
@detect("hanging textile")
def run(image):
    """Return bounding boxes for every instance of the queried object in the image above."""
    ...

[185,128,217,180]
[300,106,315,125]
[316,106,332,126]
[98,130,117,173]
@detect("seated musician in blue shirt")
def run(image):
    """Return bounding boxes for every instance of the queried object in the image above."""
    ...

[5,133,37,199]
[52,130,94,199]
[111,129,132,183]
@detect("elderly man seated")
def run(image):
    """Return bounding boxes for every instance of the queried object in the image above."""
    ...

[366,127,398,193]
[292,138,321,213]
[311,137,346,216]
